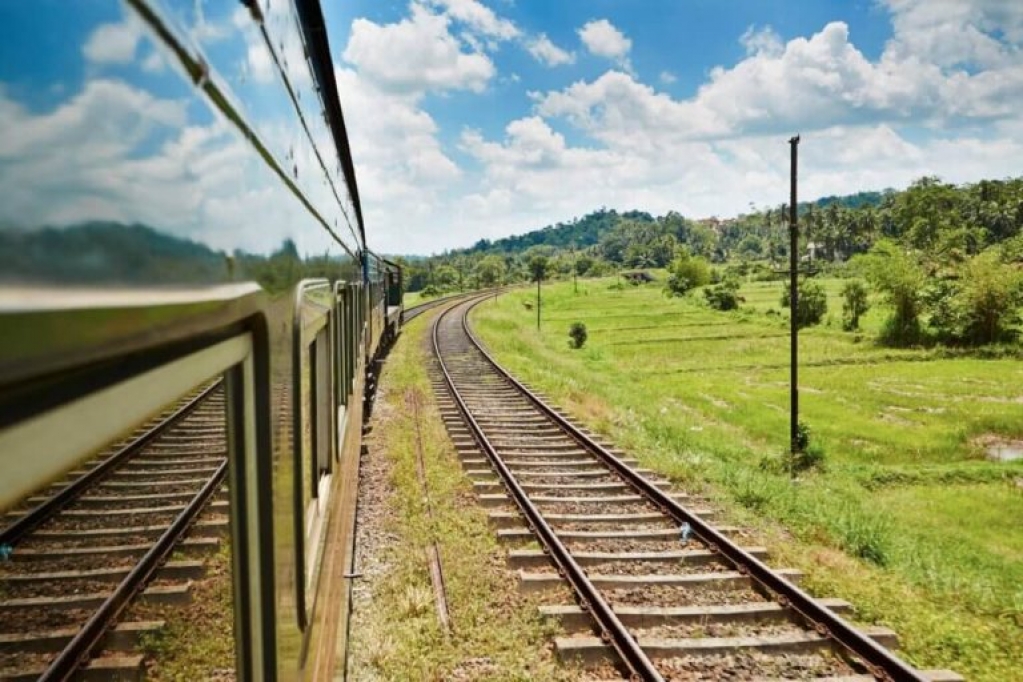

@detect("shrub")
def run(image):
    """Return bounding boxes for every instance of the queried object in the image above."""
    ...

[791,421,825,473]
[841,279,870,331]
[959,250,1023,344]
[420,284,440,297]
[796,280,828,327]
[781,279,828,327]
[704,278,741,310]
[664,254,711,296]
[855,240,926,346]
[568,322,587,349]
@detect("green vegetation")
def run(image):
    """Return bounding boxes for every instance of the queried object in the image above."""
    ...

[841,280,870,331]
[139,541,235,680]
[347,311,568,681]
[471,278,1023,681]
[404,175,1023,351]
[568,321,587,349]
[664,251,712,296]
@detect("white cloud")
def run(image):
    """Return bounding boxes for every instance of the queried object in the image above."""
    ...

[658,71,677,84]
[740,25,783,57]
[882,0,1023,68]
[141,50,165,74]
[527,34,575,66]
[83,19,141,65]
[0,76,355,258]
[536,18,1023,145]
[426,0,519,40]
[335,0,1023,253]
[578,19,632,61]
[343,4,495,94]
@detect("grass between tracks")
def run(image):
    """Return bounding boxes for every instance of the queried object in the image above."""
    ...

[346,311,569,681]
[471,277,1023,682]
[138,539,235,680]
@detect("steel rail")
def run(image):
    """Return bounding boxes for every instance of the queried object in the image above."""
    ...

[432,297,665,682]
[403,291,480,323]
[0,379,223,549]
[459,297,928,682]
[40,457,228,681]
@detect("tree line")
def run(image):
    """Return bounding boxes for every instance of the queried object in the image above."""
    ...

[401,176,1023,346]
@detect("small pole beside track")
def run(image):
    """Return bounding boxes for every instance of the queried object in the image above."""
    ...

[788,135,800,473]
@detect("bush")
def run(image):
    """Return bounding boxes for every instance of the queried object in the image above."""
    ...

[841,279,870,331]
[568,322,587,349]
[856,241,925,346]
[704,278,741,310]
[791,421,825,473]
[420,284,440,297]
[664,254,711,296]
[781,279,827,327]
[959,250,1023,344]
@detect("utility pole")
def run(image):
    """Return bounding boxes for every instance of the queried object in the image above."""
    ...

[536,276,541,331]
[789,135,800,467]
[572,242,578,294]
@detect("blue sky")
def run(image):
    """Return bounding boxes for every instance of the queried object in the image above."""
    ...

[320,0,1023,254]
[1,1,1021,258]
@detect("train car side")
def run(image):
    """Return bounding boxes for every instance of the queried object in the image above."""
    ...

[0,1,394,680]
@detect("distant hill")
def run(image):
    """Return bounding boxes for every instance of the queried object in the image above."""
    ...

[812,190,891,210]
[0,221,227,284]
[446,191,890,258]
[462,208,654,256]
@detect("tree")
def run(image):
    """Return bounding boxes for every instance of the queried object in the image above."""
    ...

[475,254,505,287]
[664,252,711,296]
[958,250,1022,344]
[528,254,549,282]
[841,280,870,331]
[575,254,595,276]
[432,264,458,288]
[855,240,926,346]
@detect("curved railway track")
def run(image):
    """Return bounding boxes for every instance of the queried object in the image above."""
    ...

[0,383,228,681]
[430,295,961,682]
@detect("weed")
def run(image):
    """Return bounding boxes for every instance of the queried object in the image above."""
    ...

[568,321,587,348]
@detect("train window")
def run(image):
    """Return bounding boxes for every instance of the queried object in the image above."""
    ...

[313,327,331,485]
[335,285,349,408]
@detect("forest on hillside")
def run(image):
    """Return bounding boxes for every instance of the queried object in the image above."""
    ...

[397,176,1023,347]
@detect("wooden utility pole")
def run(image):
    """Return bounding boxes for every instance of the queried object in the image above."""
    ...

[536,277,541,330]
[789,135,801,464]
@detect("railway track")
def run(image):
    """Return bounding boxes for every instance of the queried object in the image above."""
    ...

[430,295,961,682]
[0,383,228,681]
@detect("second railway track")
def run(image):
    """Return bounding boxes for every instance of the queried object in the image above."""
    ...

[430,294,961,682]
[0,383,229,681]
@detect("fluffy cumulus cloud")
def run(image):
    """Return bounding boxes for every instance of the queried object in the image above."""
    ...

[0,76,348,257]
[333,0,1023,253]
[882,0,1023,67]
[426,0,519,40]
[343,4,495,94]
[578,19,632,61]
[536,16,1023,141]
[527,34,575,67]
[83,18,142,64]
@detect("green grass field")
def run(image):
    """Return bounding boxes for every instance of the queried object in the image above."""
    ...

[471,275,1023,681]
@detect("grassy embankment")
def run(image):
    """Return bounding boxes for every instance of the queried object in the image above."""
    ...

[471,276,1023,682]
[347,310,569,681]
